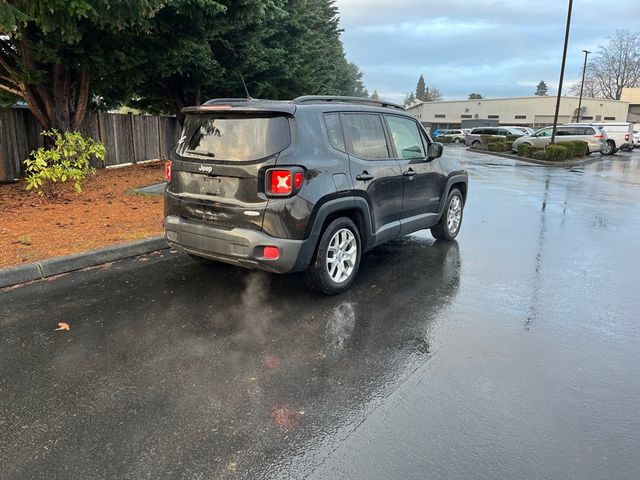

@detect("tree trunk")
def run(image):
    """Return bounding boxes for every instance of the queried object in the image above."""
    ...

[1,27,91,133]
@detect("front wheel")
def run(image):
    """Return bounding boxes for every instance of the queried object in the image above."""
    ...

[431,189,464,241]
[304,217,361,294]
[454,138,461,144]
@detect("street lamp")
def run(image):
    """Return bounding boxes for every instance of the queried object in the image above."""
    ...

[576,49,591,122]
[551,0,574,145]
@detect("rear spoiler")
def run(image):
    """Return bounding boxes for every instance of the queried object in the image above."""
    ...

[182,98,296,115]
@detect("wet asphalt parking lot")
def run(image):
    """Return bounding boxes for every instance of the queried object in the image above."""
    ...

[1,147,640,479]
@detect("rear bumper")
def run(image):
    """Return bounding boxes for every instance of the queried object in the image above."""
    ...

[164,215,309,273]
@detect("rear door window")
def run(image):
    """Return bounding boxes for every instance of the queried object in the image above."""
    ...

[385,115,426,159]
[342,114,390,159]
[181,114,291,161]
[324,113,346,151]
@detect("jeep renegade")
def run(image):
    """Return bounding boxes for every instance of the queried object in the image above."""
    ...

[164,96,468,294]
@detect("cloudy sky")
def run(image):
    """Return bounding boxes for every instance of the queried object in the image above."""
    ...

[335,0,639,103]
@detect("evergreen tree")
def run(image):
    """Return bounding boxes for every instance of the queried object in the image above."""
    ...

[416,75,427,101]
[468,93,483,99]
[404,92,416,106]
[370,90,380,100]
[535,81,549,96]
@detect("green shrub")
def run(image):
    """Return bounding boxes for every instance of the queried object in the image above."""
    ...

[530,146,543,156]
[556,141,576,158]
[544,145,568,161]
[571,140,588,157]
[480,134,494,145]
[532,150,546,160]
[470,143,487,151]
[493,142,508,152]
[24,130,106,198]
[517,143,530,156]
[505,141,514,151]
[505,135,520,142]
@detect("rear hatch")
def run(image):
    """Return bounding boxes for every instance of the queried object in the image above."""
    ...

[169,105,294,231]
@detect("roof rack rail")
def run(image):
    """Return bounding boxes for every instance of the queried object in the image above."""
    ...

[292,95,406,111]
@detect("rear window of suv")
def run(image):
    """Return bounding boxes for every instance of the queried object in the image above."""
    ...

[180,114,291,161]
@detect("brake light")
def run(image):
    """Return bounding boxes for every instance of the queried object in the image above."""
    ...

[594,133,605,139]
[270,170,292,194]
[165,160,171,182]
[263,246,280,259]
[625,133,629,141]
[265,168,304,197]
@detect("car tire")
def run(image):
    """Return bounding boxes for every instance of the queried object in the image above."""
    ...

[471,140,481,146]
[431,189,464,241]
[454,138,461,144]
[601,140,616,156]
[304,217,361,295]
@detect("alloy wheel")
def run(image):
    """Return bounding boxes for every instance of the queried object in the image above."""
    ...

[326,228,357,284]
[447,195,462,235]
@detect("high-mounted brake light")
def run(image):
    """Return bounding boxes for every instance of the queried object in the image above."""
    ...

[165,160,171,182]
[265,168,304,197]
[199,105,233,110]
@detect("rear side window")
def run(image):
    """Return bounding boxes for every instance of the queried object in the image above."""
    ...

[342,114,390,159]
[385,115,426,159]
[324,113,346,151]
[556,127,574,136]
[181,114,290,161]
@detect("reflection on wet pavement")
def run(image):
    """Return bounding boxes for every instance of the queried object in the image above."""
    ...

[1,149,640,479]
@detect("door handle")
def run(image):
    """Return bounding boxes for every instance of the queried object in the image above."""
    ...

[356,171,374,181]
[403,169,417,177]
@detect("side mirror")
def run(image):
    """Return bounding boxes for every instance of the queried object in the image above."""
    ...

[427,142,443,159]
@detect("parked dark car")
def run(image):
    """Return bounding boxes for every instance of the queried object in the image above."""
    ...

[164,96,468,294]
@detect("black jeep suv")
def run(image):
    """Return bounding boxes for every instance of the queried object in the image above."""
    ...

[164,96,468,294]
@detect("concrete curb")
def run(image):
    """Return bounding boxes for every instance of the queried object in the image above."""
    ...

[0,236,169,289]
[467,148,598,167]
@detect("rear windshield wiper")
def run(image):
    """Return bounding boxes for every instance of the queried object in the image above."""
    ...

[185,149,216,158]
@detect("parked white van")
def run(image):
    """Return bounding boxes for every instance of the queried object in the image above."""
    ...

[566,122,634,155]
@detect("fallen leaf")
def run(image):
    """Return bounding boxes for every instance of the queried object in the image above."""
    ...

[55,322,70,331]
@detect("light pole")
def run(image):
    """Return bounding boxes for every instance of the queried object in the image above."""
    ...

[576,49,591,122]
[551,0,574,145]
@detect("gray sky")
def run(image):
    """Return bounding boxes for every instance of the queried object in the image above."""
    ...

[335,0,639,103]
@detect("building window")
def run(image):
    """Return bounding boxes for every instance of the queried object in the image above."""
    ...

[515,115,527,119]
[488,115,499,119]
[581,116,593,120]
[604,116,616,121]
[434,114,446,119]
[461,114,472,119]
[465,108,470,113]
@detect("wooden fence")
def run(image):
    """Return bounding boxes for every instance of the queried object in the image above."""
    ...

[0,107,181,182]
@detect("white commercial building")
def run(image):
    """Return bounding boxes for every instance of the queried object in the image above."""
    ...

[407,96,630,132]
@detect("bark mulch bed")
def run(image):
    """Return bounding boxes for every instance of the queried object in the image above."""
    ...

[1,162,165,269]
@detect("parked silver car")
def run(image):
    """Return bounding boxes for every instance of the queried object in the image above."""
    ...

[464,127,524,146]
[438,129,466,143]
[511,125,607,154]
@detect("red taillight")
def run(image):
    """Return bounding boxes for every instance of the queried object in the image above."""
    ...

[270,170,292,195]
[625,134,629,141]
[265,168,304,197]
[594,133,605,139]
[263,246,280,259]
[165,160,171,182]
